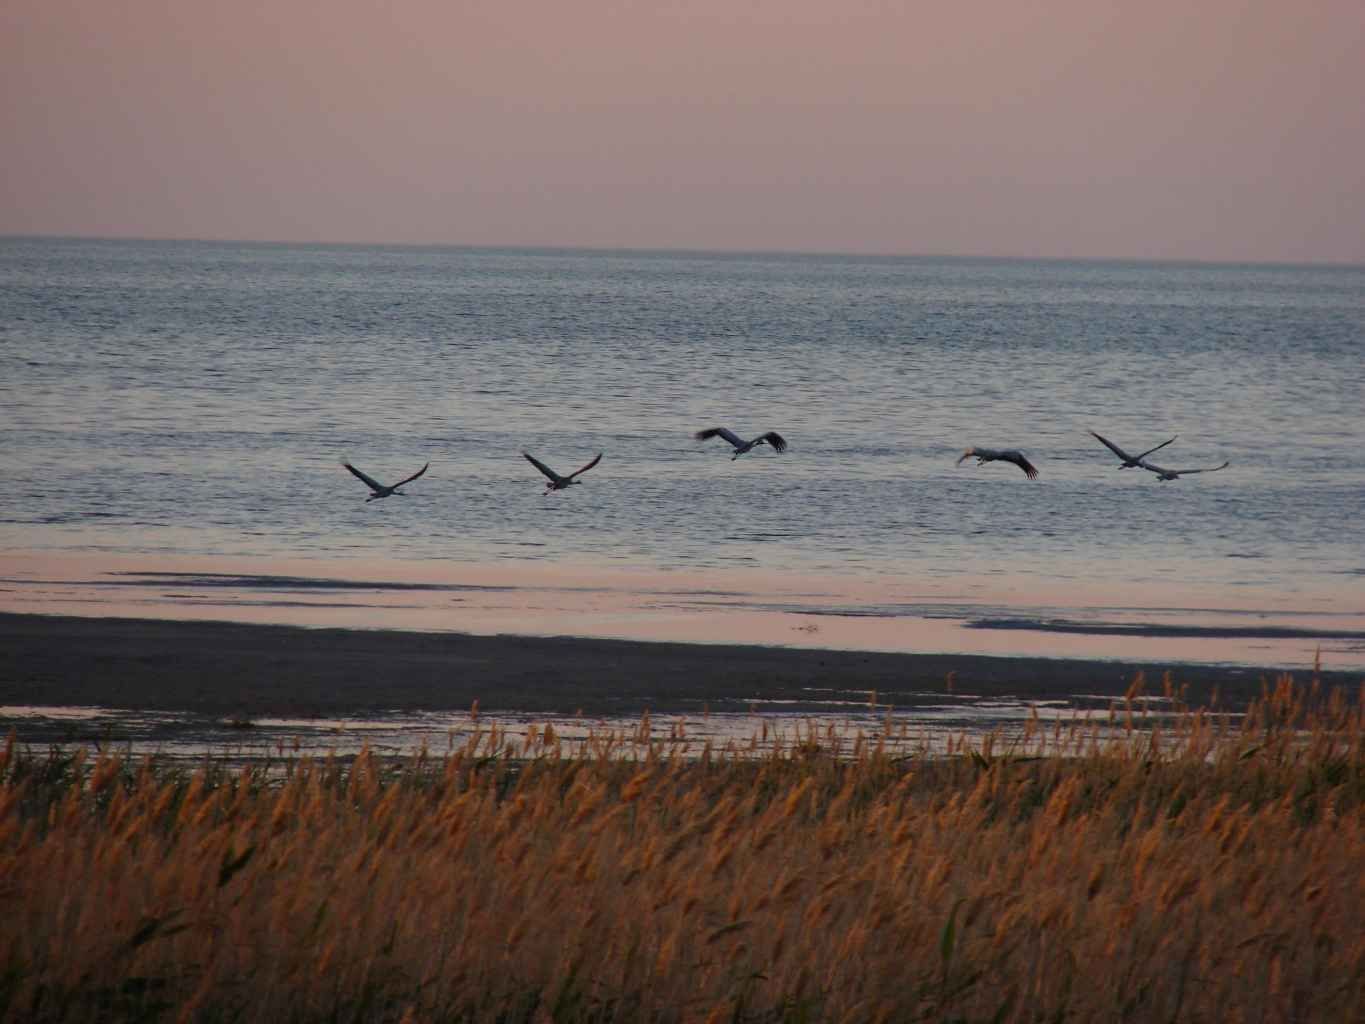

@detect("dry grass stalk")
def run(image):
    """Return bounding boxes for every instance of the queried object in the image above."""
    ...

[0,675,1362,1021]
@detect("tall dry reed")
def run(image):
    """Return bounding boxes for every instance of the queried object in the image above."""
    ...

[1,674,1363,1022]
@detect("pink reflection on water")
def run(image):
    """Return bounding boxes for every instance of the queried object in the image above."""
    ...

[2,550,1361,671]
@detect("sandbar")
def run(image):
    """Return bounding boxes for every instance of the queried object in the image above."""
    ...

[2,612,1355,723]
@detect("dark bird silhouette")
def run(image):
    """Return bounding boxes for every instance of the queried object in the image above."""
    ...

[1140,459,1230,482]
[1089,430,1177,469]
[342,460,429,501]
[523,451,603,491]
[695,427,789,460]
[956,447,1039,479]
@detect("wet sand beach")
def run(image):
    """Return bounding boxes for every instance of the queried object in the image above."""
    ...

[3,552,1361,757]
[4,552,1363,671]
[2,612,1356,723]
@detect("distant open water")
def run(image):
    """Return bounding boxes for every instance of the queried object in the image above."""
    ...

[3,237,1364,601]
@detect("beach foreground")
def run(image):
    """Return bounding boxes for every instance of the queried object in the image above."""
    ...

[4,614,1364,1022]
[2,680,1363,1022]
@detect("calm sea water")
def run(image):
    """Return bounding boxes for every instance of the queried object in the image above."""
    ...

[3,237,1364,605]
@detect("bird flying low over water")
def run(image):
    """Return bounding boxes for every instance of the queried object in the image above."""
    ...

[342,460,429,501]
[1089,430,1177,469]
[524,451,603,491]
[695,427,789,459]
[1140,459,1230,482]
[956,447,1039,479]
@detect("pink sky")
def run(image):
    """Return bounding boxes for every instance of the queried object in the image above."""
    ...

[3,0,1363,261]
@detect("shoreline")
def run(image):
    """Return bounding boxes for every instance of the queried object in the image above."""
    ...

[3,612,1358,722]
[3,551,1362,675]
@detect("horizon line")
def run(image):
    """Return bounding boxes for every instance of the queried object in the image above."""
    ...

[2,231,1363,271]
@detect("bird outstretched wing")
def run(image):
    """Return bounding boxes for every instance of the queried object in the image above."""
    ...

[1136,436,1177,461]
[1089,431,1135,463]
[523,452,564,483]
[393,463,430,488]
[1173,461,1230,476]
[695,427,745,448]
[342,461,385,492]
[566,453,603,480]
[757,431,788,452]
[1007,452,1039,479]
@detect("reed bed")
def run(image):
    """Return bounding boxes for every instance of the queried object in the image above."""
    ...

[2,675,1363,1023]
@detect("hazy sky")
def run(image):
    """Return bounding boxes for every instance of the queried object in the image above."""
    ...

[4,0,1363,261]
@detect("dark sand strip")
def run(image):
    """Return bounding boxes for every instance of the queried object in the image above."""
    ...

[966,618,1365,641]
[3,613,1358,719]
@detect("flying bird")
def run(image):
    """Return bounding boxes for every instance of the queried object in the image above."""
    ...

[524,451,603,491]
[695,427,789,459]
[956,447,1039,479]
[1139,459,1230,482]
[342,460,430,501]
[1089,430,1177,469]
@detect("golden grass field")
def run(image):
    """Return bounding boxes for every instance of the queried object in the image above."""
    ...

[2,674,1363,1022]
